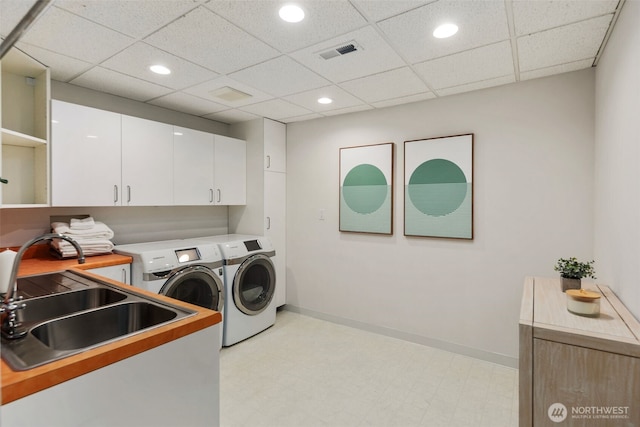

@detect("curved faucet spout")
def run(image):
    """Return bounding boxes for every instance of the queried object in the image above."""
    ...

[1,233,85,339]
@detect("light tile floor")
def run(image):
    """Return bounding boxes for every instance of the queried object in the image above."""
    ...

[220,310,518,427]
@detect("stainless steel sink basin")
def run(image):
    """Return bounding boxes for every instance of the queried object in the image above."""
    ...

[2,270,195,371]
[32,302,178,351]
[17,288,127,324]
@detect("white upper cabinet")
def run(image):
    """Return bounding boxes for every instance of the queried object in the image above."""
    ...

[51,100,121,207]
[173,126,215,206]
[1,48,50,207]
[214,135,246,205]
[51,100,245,207]
[121,115,173,206]
[264,119,286,173]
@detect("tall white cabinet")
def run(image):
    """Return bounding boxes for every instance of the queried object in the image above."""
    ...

[230,118,286,307]
[1,47,50,207]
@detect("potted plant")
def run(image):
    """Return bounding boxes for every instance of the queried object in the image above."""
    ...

[554,257,596,292]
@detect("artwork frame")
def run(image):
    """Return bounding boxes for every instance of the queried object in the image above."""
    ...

[339,142,394,235]
[404,134,474,240]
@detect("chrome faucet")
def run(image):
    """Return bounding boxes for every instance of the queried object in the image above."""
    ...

[1,233,86,339]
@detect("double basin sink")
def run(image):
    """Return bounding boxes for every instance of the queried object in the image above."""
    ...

[2,270,195,371]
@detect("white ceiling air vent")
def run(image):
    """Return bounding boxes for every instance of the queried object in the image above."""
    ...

[209,86,253,102]
[318,41,362,60]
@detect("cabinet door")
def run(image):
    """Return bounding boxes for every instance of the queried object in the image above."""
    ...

[264,119,286,173]
[121,115,173,206]
[213,135,246,205]
[51,100,122,206]
[265,171,286,307]
[87,264,130,285]
[173,127,214,205]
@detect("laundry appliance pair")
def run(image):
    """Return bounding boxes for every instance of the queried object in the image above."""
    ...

[114,234,276,347]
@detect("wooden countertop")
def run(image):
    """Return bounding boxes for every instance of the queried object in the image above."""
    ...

[520,276,640,356]
[1,246,222,404]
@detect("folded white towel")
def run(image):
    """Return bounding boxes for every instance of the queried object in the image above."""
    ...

[51,239,114,257]
[70,217,95,230]
[51,221,115,240]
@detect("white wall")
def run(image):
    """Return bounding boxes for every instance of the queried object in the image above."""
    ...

[594,0,640,318]
[286,69,595,364]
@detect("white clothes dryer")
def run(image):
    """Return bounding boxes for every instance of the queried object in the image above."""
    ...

[195,235,276,347]
[113,239,225,348]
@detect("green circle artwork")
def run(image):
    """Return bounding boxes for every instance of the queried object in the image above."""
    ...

[342,164,387,214]
[408,159,467,216]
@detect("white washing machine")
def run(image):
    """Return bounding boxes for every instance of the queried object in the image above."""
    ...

[195,235,276,347]
[113,239,225,348]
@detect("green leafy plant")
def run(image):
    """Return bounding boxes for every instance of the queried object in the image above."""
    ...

[554,257,596,279]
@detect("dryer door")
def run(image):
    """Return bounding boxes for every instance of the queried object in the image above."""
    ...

[233,253,276,315]
[160,265,224,311]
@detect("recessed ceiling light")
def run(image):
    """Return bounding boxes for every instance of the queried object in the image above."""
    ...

[318,97,333,104]
[149,64,171,75]
[433,23,458,39]
[174,132,183,136]
[279,4,304,23]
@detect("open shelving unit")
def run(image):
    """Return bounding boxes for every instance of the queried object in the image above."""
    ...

[1,47,50,207]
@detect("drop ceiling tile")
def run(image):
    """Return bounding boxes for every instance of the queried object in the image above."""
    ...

[183,76,273,108]
[351,0,434,22]
[280,113,324,123]
[15,42,93,82]
[377,0,510,64]
[55,0,201,38]
[290,26,406,83]
[203,109,260,125]
[148,92,227,116]
[205,0,366,53]
[100,42,218,90]
[371,92,436,109]
[414,41,514,90]
[339,67,430,103]
[513,0,619,36]
[70,67,172,102]
[229,56,329,97]
[518,14,613,72]
[520,59,593,81]
[284,85,366,113]
[239,99,313,121]
[144,6,279,74]
[18,6,134,63]
[436,75,515,96]
[1,0,39,38]
[322,104,374,117]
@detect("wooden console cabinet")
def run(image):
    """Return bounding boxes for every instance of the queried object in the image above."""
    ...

[519,277,640,426]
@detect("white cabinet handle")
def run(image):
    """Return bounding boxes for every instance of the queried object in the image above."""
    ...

[266,155,271,169]
[121,268,127,284]
[114,185,118,203]
[266,216,271,230]
[209,189,214,203]
[217,189,221,203]
[127,185,131,203]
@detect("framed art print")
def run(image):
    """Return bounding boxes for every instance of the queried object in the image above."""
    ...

[404,134,473,239]
[339,142,394,235]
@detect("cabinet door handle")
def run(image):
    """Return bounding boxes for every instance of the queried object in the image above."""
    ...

[122,268,127,284]
[209,189,214,203]
[266,216,271,230]
[266,155,271,169]
[217,189,221,203]
[127,185,131,203]
[114,185,118,203]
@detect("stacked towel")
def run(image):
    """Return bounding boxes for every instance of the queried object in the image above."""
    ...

[50,217,115,257]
